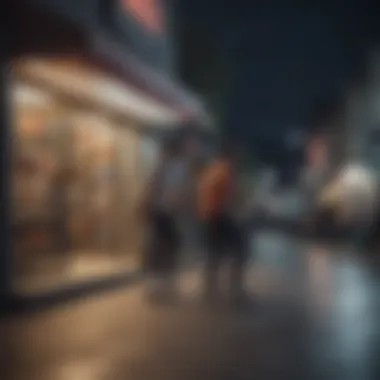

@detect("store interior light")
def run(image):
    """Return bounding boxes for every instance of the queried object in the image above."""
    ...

[17,58,180,126]
[12,83,53,107]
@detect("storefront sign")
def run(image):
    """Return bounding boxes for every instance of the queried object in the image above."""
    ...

[28,0,173,74]
[120,0,163,34]
[105,0,174,75]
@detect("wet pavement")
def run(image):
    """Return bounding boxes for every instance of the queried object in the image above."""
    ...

[3,230,380,380]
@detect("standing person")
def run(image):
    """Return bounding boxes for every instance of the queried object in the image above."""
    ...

[139,135,195,301]
[197,142,248,304]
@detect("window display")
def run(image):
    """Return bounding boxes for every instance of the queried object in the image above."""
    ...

[11,82,142,294]
[67,115,116,250]
[12,90,61,258]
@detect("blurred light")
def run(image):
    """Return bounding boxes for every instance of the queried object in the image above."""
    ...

[12,83,53,107]
[338,163,375,188]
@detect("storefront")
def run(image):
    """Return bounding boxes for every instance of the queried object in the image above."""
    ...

[2,0,205,304]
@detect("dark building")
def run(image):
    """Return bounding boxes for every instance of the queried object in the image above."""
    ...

[174,3,232,131]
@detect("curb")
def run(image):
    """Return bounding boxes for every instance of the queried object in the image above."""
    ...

[1,270,143,318]
[1,264,204,318]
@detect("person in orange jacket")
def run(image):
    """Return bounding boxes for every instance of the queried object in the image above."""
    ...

[197,142,248,303]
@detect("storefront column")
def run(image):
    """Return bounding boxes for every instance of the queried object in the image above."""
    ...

[0,27,12,308]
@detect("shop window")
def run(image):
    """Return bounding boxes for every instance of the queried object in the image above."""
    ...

[11,81,141,294]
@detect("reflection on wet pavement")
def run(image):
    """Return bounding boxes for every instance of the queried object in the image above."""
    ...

[304,243,379,380]
[3,231,380,380]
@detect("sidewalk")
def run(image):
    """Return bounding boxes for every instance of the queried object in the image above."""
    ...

[7,253,141,314]
[4,236,378,380]
[6,243,295,315]
[4,270,306,380]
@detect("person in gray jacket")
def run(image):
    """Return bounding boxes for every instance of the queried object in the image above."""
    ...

[140,134,198,300]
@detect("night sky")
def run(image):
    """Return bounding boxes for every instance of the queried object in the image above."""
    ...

[181,0,380,166]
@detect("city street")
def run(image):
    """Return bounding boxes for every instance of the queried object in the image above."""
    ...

[6,2,380,380]
[3,230,380,380]
[266,188,307,220]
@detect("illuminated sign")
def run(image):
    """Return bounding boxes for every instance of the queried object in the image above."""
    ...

[120,0,163,34]
[101,0,172,74]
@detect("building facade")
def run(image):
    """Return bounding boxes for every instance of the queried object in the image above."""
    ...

[1,0,206,309]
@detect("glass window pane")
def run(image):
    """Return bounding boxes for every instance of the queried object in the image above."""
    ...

[11,73,142,295]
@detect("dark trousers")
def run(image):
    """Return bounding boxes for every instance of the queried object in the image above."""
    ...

[145,209,181,275]
[203,213,248,298]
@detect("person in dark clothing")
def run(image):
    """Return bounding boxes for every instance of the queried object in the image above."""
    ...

[140,135,196,300]
[147,208,181,278]
[203,213,248,302]
[198,143,248,303]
